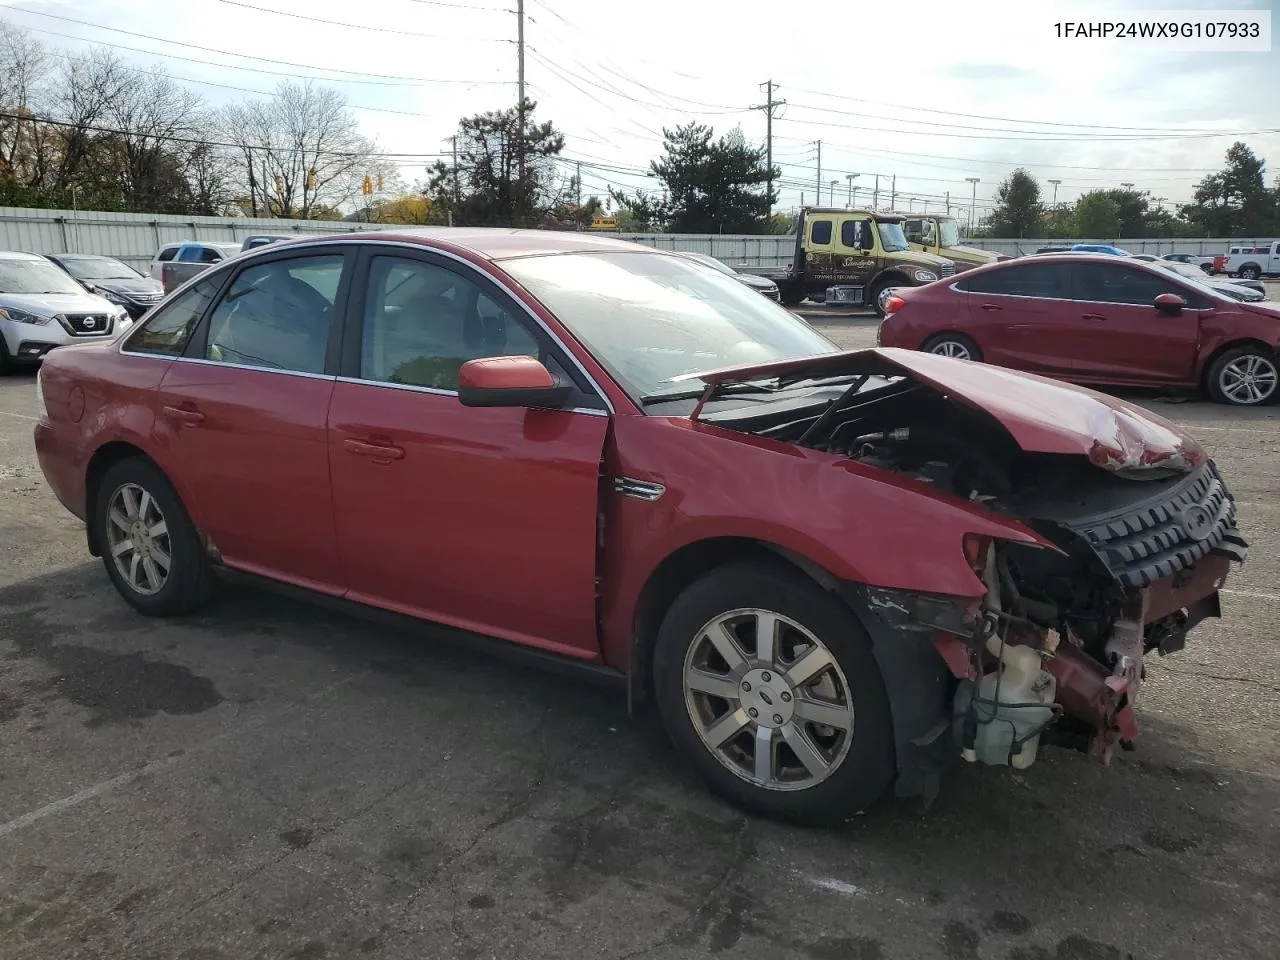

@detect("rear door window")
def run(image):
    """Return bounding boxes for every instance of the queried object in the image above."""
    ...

[963,263,1069,298]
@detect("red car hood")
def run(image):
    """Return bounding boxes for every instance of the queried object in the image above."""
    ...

[673,347,1205,474]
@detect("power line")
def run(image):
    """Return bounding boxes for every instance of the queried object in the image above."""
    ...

[203,0,510,42]
[15,22,511,87]
[2,7,502,83]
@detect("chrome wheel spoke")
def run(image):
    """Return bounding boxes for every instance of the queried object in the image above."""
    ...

[148,520,168,539]
[141,557,162,591]
[754,726,777,781]
[128,553,142,588]
[794,696,854,731]
[686,666,740,701]
[111,539,134,559]
[705,622,747,674]
[784,644,833,688]
[781,723,831,779]
[120,486,141,520]
[704,708,751,749]
[109,509,131,532]
[754,611,780,664]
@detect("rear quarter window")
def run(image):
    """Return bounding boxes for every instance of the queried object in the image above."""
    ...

[122,278,220,356]
[155,247,179,263]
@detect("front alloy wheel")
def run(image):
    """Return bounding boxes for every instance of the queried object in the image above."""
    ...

[653,562,894,824]
[684,608,855,791]
[1216,353,1278,405]
[106,483,172,595]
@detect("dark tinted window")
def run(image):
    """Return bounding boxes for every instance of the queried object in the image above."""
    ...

[204,255,343,373]
[1070,262,1194,306]
[123,278,218,356]
[810,220,832,245]
[155,247,179,263]
[840,219,872,249]
[963,262,1069,298]
[359,256,545,391]
[199,247,224,263]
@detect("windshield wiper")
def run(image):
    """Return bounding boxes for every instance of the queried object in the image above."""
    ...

[639,381,782,406]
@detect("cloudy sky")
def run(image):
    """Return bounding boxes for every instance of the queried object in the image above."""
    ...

[2,0,1276,218]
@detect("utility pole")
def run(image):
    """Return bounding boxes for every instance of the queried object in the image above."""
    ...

[451,136,460,206]
[750,80,786,217]
[873,174,880,210]
[846,173,858,206]
[247,146,258,218]
[576,160,582,207]
[965,177,980,233]
[1048,178,1061,206]
[815,140,821,207]
[945,190,950,215]
[516,0,526,182]
[890,175,896,210]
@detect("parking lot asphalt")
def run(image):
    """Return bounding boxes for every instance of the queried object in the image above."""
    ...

[1,328,1277,960]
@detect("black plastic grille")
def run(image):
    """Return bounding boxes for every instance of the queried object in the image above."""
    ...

[1073,461,1247,589]
[62,312,114,336]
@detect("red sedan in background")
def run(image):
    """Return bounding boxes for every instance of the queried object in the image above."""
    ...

[878,253,1280,405]
[32,231,1248,824]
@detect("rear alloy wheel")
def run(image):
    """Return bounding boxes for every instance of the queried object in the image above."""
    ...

[921,332,983,362]
[1239,265,1262,281]
[96,458,216,615]
[653,563,894,825]
[869,280,897,318]
[1207,348,1278,406]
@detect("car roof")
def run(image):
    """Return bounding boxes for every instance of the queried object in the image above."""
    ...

[0,250,49,261]
[285,227,655,261]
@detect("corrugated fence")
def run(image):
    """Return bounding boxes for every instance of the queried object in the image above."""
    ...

[0,206,1270,272]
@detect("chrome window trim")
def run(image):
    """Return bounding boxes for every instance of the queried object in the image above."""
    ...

[121,237,617,414]
[947,283,1219,309]
[334,375,608,417]
[168,355,336,381]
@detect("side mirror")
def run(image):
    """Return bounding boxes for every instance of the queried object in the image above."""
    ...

[1154,292,1186,314]
[457,356,573,410]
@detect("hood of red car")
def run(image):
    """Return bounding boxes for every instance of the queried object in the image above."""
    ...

[675,347,1205,474]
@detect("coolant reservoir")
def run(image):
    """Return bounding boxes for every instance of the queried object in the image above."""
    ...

[956,645,1057,769]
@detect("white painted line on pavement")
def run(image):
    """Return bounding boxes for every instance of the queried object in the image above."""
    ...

[1222,588,1280,602]
[1185,425,1277,436]
[0,410,38,422]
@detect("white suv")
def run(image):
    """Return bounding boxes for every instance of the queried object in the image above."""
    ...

[0,252,131,373]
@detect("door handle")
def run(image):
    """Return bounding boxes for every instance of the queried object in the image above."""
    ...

[162,404,205,426]
[1081,313,1107,321]
[979,303,1003,312]
[343,438,405,461]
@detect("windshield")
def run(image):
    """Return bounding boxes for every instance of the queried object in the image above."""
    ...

[60,256,141,280]
[938,218,961,248]
[0,259,88,295]
[499,251,838,401]
[876,221,909,252]
[1156,263,1232,301]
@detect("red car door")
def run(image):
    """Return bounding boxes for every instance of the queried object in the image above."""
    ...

[152,248,353,592]
[326,250,610,659]
[1065,261,1203,383]
[962,261,1077,375]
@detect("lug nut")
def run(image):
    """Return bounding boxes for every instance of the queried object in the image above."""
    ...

[741,681,752,691]
[748,708,759,718]
[761,671,772,682]
[780,692,792,703]
[773,714,783,724]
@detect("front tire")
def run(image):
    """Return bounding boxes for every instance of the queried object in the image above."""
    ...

[653,562,895,825]
[921,332,983,362]
[95,457,216,616]
[1206,347,1278,406]
[869,279,898,318]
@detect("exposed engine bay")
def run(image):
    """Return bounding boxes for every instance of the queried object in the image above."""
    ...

[703,370,1250,770]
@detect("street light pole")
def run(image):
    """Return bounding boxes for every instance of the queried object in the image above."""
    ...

[1048,178,1061,206]
[965,177,980,233]
[830,179,839,205]
[846,172,859,206]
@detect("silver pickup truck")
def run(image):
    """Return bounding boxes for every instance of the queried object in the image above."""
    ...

[152,242,243,293]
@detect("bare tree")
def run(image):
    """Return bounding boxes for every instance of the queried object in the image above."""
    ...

[220,81,377,219]
[103,67,206,211]
[52,47,131,190]
[0,21,50,188]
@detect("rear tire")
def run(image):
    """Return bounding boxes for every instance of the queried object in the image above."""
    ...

[921,332,983,362]
[652,562,895,825]
[1205,346,1279,406]
[95,457,217,616]
[1238,264,1262,281]
[0,336,9,375]
[779,284,805,306]
[869,279,898,318]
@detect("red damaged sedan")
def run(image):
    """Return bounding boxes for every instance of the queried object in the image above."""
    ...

[33,231,1248,823]
[878,253,1280,405]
